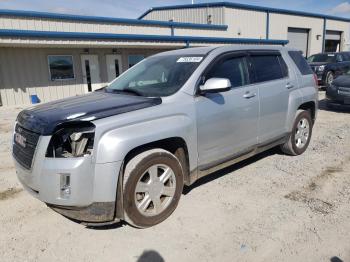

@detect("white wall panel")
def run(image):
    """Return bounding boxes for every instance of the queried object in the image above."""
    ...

[269,13,323,56]
[143,7,225,25]
[225,8,266,39]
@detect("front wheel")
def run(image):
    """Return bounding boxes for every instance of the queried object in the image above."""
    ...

[281,110,313,156]
[325,71,334,87]
[123,149,184,228]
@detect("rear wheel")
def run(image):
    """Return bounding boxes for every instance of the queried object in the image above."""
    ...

[281,110,313,156]
[123,149,184,228]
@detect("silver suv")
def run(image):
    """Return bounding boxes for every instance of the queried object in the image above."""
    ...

[12,45,318,228]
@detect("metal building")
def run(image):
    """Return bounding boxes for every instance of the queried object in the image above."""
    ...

[140,2,350,56]
[0,2,349,106]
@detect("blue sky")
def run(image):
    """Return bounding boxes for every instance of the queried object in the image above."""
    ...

[0,0,349,19]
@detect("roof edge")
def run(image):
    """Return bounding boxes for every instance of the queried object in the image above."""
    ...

[138,1,350,22]
[0,9,228,30]
[0,29,288,45]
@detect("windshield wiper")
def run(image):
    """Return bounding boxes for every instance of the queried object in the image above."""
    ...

[95,86,107,92]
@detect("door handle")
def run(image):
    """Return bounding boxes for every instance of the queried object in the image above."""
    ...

[243,92,256,99]
[286,83,294,89]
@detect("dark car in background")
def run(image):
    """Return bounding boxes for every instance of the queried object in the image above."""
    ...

[307,52,350,86]
[326,69,350,108]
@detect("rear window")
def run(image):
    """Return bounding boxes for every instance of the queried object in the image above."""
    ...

[251,55,288,83]
[288,51,313,75]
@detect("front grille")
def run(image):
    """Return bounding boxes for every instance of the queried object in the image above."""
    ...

[338,87,350,96]
[13,124,40,169]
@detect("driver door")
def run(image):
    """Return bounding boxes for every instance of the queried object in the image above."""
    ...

[195,53,259,169]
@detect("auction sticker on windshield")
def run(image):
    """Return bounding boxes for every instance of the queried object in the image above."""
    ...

[177,57,203,63]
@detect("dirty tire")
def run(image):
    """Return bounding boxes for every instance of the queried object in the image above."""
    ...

[281,110,313,156]
[123,149,184,228]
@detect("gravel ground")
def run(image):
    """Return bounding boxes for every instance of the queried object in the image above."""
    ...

[0,91,349,262]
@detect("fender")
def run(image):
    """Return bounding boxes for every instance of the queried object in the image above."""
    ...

[285,88,304,132]
[94,114,197,171]
[286,85,318,132]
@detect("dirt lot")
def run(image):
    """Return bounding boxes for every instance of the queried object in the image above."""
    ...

[0,92,349,262]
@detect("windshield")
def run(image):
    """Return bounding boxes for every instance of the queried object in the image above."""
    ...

[107,54,204,97]
[307,54,336,63]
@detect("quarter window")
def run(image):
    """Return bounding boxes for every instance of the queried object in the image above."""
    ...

[251,55,287,83]
[206,56,249,88]
[48,55,74,80]
[289,51,313,75]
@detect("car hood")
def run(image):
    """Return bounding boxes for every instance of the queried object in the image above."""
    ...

[16,91,162,135]
[332,75,350,88]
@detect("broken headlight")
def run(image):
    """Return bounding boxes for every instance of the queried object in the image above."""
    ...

[46,123,95,158]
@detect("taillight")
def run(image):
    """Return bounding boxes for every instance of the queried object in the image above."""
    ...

[313,74,318,88]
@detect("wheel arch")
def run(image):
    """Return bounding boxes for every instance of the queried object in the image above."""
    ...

[123,137,190,185]
[115,137,191,220]
[298,101,316,123]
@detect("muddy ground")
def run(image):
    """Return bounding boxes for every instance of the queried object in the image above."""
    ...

[0,92,349,262]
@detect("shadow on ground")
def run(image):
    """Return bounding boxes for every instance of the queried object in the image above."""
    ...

[137,250,164,262]
[330,257,343,262]
[318,98,350,113]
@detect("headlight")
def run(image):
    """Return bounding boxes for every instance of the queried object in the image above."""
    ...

[46,123,95,158]
[318,65,325,72]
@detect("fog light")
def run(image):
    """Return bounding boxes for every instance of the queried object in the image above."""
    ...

[60,173,71,198]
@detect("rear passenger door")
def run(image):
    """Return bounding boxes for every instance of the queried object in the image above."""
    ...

[249,51,295,143]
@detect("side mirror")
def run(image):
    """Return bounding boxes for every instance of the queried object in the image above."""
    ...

[199,78,231,93]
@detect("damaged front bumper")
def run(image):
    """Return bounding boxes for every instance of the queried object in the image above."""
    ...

[14,135,123,224]
[48,202,119,225]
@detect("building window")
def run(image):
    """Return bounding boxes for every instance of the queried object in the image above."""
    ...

[48,55,75,80]
[128,55,144,68]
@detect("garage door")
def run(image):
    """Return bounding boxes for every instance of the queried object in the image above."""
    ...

[325,30,342,52]
[287,28,309,57]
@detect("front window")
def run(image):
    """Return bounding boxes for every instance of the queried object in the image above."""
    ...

[107,55,204,97]
[307,54,336,63]
[48,55,75,80]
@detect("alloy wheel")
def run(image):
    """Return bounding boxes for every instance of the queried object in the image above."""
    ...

[134,164,176,216]
[295,117,310,149]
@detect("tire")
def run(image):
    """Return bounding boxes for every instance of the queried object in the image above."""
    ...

[325,71,334,87]
[280,110,313,156]
[326,101,334,110]
[123,149,184,228]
